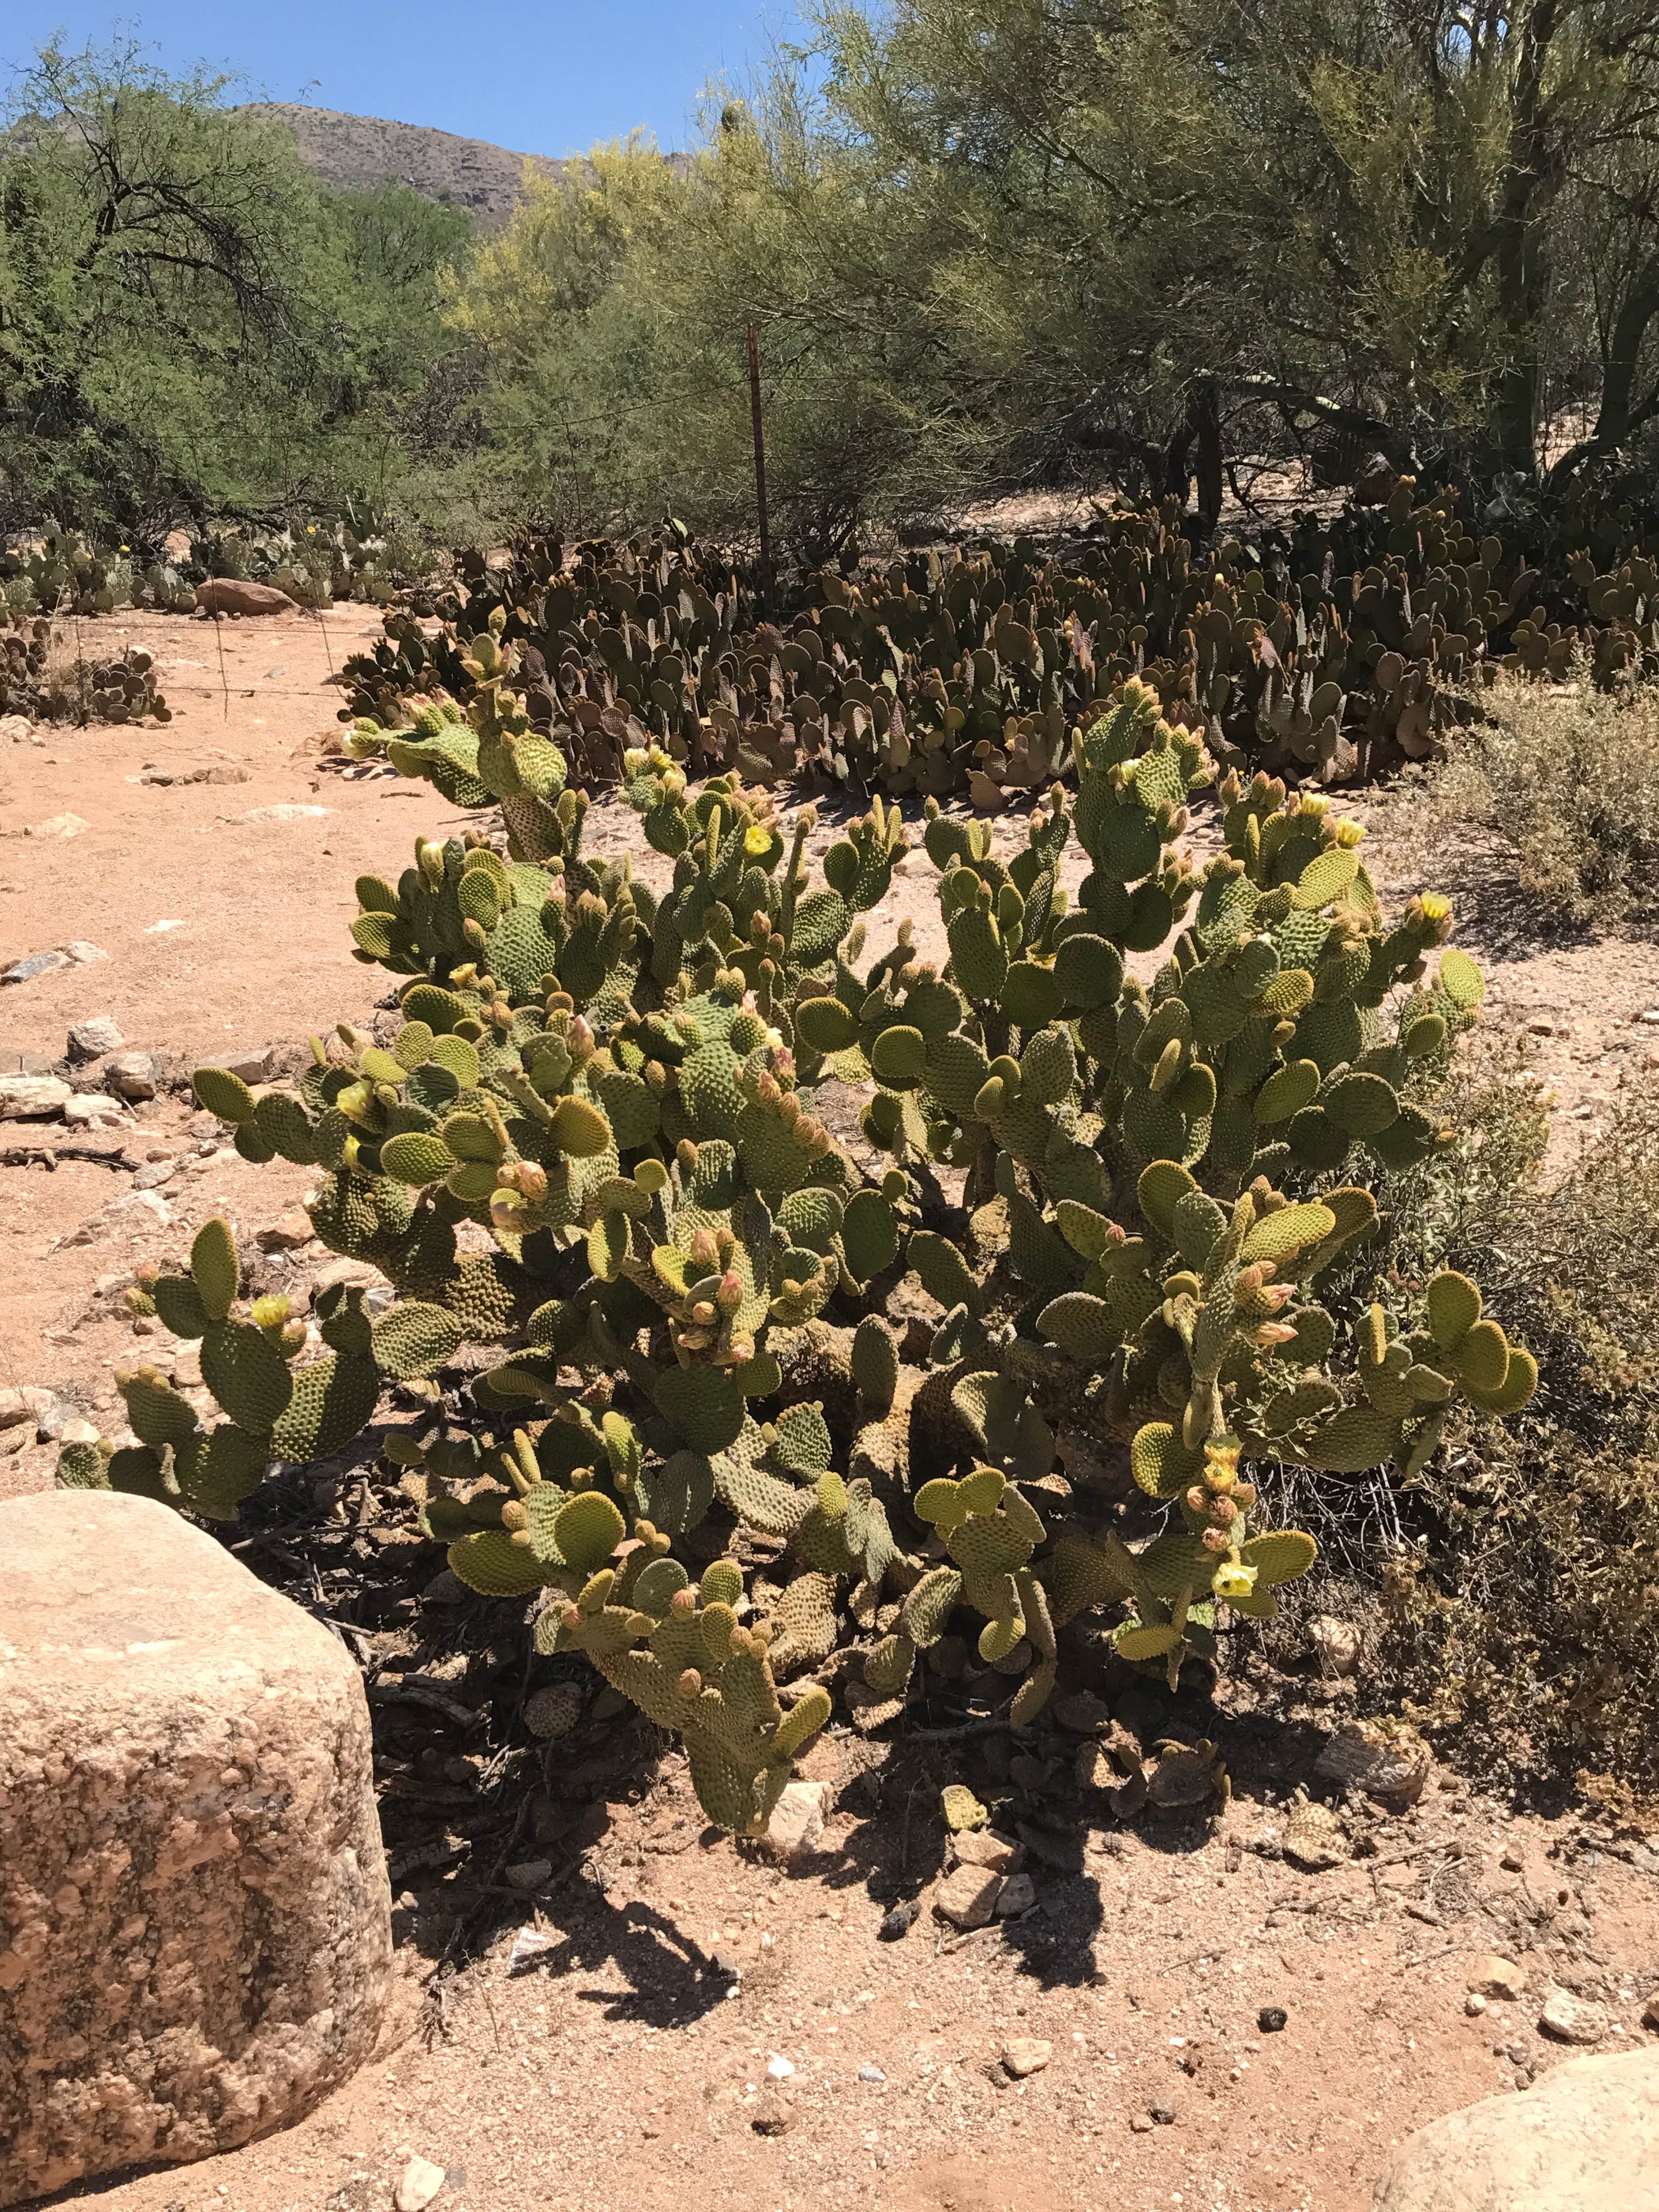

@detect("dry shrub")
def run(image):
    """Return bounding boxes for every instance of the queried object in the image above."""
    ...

[1400,669,1659,926]
[1345,1071,1659,1798]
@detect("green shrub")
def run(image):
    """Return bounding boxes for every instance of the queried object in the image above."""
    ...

[59,665,1539,1831]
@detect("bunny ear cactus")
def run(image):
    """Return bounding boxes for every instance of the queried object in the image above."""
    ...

[60,636,1542,1819]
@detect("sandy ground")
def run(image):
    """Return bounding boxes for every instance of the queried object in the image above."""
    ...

[5,607,1659,2212]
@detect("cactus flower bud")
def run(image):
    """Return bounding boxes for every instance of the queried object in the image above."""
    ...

[691,1227,719,1269]
[716,1269,743,1313]
[1232,1481,1257,1508]
[1201,1526,1230,1553]
[1211,1494,1238,1527]
[670,1587,698,1618]
[677,1668,703,1700]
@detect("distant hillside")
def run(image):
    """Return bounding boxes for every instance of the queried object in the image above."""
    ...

[239,103,577,228]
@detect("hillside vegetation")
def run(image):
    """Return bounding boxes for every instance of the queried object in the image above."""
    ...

[9,0,1659,560]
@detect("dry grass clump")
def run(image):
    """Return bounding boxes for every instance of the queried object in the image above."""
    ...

[1270,1067,1659,1799]
[1397,670,1659,927]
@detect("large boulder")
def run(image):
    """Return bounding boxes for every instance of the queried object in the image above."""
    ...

[1374,2047,1659,2211]
[0,1491,391,2205]
[193,577,297,617]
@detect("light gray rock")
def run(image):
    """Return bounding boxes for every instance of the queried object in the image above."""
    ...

[1541,1985,1609,2044]
[65,1018,124,1062]
[0,1075,71,1120]
[763,1780,828,1861]
[103,1052,157,1101]
[243,803,329,824]
[222,1047,274,1082]
[62,1094,124,1128]
[0,1492,391,2207]
[59,941,108,966]
[1372,2047,1659,2211]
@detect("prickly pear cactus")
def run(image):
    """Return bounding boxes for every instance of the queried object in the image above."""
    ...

[57,660,1540,1825]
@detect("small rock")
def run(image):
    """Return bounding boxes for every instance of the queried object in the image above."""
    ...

[60,941,108,965]
[1465,1993,1488,2017]
[1499,1847,1525,1872]
[1149,2099,1177,2125]
[1307,1615,1361,1675]
[64,1093,124,1126]
[393,2154,446,2212]
[934,1864,1003,1930]
[765,2053,795,2081]
[2,950,72,985]
[0,714,32,743]
[0,1389,38,1430]
[243,803,330,823]
[66,1018,125,1061]
[751,2091,791,2136]
[309,1256,390,1297]
[1259,2007,1288,2033]
[1508,2042,1531,2066]
[131,1160,176,1190]
[222,1047,274,1082]
[256,1210,317,1252]
[26,811,90,838]
[995,1872,1036,1917]
[1467,1955,1526,2002]
[1540,1987,1608,2045]
[1130,2112,1155,2133]
[0,1074,72,1119]
[763,1780,828,1860]
[503,1859,553,1893]
[104,1053,157,1101]
[951,1827,1023,1874]
[878,1897,921,1942]
[858,2064,887,2084]
[1001,2037,1052,2079]
[121,1187,172,1227]
[508,1928,556,1971]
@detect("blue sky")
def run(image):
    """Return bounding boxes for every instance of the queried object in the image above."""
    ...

[1,3,810,156]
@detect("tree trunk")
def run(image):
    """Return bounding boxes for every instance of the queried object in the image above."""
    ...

[1488,0,1561,477]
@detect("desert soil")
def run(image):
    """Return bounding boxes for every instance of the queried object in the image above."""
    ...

[4,607,1659,2212]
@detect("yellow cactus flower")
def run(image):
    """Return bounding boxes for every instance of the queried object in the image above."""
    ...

[1214,1561,1259,1601]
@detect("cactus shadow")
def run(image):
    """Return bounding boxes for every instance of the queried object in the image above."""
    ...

[512,1875,739,2025]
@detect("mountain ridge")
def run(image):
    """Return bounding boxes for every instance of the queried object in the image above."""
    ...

[236,102,581,228]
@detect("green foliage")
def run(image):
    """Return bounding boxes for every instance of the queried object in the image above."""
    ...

[57,663,1538,1829]
[1,41,475,540]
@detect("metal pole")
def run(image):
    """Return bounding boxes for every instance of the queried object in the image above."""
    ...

[746,323,771,612]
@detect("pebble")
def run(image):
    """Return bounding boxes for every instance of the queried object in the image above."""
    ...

[1259,2007,1289,2033]
[61,940,108,964]
[1466,1993,1488,2016]
[751,2091,791,2136]
[2,950,72,985]
[1468,1954,1526,2001]
[763,1779,828,1860]
[1130,2113,1155,2134]
[1308,1615,1361,1675]
[765,2053,795,2080]
[392,2155,446,2212]
[26,811,89,838]
[36,1398,91,1441]
[858,2064,887,2084]
[1149,2100,1177,2125]
[243,802,330,823]
[1539,1987,1607,2044]
[1001,2036,1052,2079]
[131,1160,176,1190]
[503,1859,553,1892]
[66,1017,124,1060]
